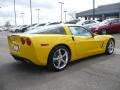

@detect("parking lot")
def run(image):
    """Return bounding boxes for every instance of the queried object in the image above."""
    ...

[0,31,120,90]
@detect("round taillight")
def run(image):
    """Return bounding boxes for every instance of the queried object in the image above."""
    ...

[26,38,31,46]
[21,37,25,45]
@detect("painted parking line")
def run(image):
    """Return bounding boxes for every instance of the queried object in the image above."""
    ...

[0,52,13,63]
[0,54,9,63]
[114,48,120,55]
[0,35,7,39]
[0,32,9,38]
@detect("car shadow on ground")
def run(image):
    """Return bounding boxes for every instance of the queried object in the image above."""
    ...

[0,53,118,90]
[1,53,117,74]
[68,54,117,69]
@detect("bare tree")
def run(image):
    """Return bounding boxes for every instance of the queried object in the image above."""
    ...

[4,21,11,31]
[5,21,11,27]
[68,10,77,20]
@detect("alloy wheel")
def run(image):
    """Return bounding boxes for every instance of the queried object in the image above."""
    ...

[53,48,69,70]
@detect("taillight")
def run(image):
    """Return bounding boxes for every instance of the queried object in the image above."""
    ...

[21,37,25,45]
[26,38,31,46]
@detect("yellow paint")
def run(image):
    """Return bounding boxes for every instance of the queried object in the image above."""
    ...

[7,24,114,66]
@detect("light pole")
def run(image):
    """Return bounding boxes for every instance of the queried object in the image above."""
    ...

[20,13,24,25]
[36,9,40,24]
[30,0,33,25]
[58,2,64,22]
[93,0,95,20]
[118,7,120,18]
[14,0,17,25]
[64,11,67,22]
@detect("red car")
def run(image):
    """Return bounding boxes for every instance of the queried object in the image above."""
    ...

[91,18,120,34]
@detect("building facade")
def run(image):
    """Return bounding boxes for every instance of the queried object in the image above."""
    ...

[76,3,120,21]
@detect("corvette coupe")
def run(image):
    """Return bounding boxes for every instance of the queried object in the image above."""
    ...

[8,24,115,71]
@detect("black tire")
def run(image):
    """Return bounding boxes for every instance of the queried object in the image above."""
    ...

[118,30,120,34]
[47,46,70,71]
[101,29,107,35]
[105,39,115,55]
[22,28,27,32]
[12,55,29,64]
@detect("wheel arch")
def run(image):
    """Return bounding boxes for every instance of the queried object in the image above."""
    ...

[109,38,115,45]
[105,37,115,55]
[101,28,108,34]
[105,37,115,47]
[47,44,71,64]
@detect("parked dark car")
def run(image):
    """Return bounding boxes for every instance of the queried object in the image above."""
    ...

[20,25,31,32]
[91,18,120,34]
[77,20,99,26]
[11,25,29,32]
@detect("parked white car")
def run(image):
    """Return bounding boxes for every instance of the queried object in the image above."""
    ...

[0,27,9,32]
[0,27,3,32]
[83,22,100,30]
[27,23,46,31]
[9,26,22,32]
[77,20,99,26]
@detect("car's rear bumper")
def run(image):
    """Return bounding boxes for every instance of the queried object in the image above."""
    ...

[11,54,33,63]
[11,53,45,66]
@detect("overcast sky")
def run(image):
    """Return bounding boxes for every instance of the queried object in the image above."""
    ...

[0,0,120,25]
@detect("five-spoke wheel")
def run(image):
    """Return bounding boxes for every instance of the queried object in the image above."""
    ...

[48,46,70,71]
[105,39,115,55]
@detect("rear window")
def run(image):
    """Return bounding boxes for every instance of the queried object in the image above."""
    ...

[25,26,66,34]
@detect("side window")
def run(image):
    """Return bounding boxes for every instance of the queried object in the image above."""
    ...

[69,26,92,36]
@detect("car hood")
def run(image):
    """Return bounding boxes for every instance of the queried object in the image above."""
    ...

[83,23,99,28]
[91,23,108,29]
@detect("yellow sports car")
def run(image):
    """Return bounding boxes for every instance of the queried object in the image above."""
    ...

[8,24,115,71]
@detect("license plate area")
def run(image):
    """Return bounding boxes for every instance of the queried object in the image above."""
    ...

[12,44,20,51]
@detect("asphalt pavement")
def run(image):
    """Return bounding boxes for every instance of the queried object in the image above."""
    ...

[0,32,120,90]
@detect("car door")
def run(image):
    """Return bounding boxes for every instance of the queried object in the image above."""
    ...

[109,19,120,33]
[69,26,104,58]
